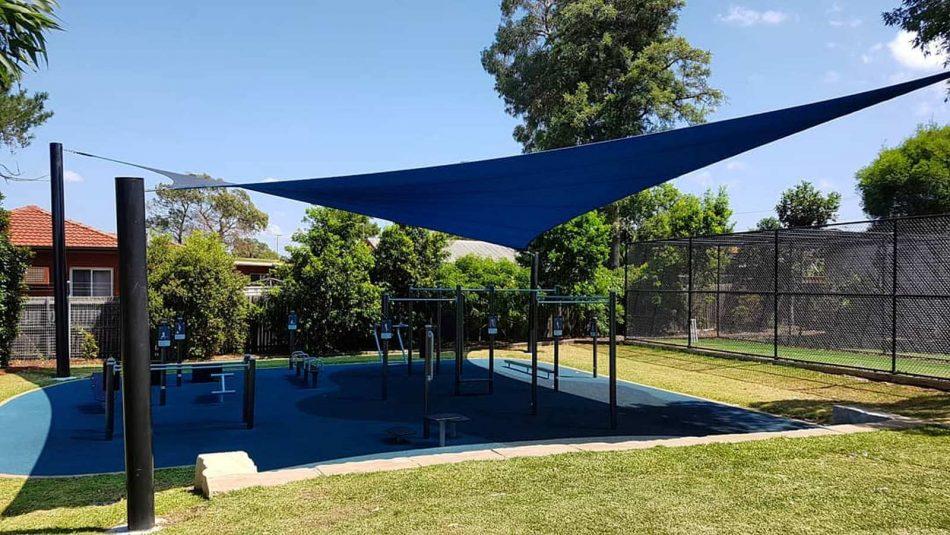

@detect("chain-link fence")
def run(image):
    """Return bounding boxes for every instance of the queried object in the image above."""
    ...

[10,296,120,360]
[625,214,950,380]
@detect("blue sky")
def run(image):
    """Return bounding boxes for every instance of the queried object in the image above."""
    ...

[2,0,947,250]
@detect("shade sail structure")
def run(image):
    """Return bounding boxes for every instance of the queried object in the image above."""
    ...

[151,72,947,249]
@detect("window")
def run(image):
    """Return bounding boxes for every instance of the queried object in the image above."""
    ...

[24,266,49,285]
[70,268,113,297]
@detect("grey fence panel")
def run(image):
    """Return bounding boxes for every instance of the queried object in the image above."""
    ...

[11,296,120,360]
[625,214,950,381]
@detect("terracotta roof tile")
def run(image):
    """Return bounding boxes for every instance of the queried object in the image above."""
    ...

[8,205,118,248]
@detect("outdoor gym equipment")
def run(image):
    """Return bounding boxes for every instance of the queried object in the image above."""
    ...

[101,355,257,440]
[532,291,618,429]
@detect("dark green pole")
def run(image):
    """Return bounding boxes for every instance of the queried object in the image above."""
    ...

[609,291,618,430]
[529,252,539,415]
[454,285,463,395]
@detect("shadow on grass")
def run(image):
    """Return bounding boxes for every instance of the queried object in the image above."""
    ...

[750,393,950,424]
[1,468,192,520]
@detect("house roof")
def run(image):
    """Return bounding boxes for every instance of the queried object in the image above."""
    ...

[8,205,118,249]
[366,237,516,262]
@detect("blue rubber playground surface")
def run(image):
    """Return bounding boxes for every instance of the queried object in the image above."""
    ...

[0,359,812,476]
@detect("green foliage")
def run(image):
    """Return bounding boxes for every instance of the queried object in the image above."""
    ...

[372,224,449,296]
[0,191,29,367]
[755,217,782,231]
[0,0,59,90]
[269,208,380,353]
[148,183,268,250]
[521,211,610,294]
[437,254,530,340]
[147,233,250,360]
[856,124,950,218]
[231,237,279,260]
[630,185,733,240]
[0,89,51,149]
[775,180,841,228]
[482,0,723,152]
[76,328,98,360]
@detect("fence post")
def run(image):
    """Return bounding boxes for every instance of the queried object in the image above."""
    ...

[891,220,898,374]
[686,237,693,348]
[773,229,779,360]
[715,244,721,338]
[243,355,256,429]
[104,357,115,440]
[608,291,617,430]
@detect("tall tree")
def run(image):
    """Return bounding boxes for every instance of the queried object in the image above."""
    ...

[856,124,950,218]
[0,191,30,367]
[372,224,449,296]
[884,1,949,81]
[517,211,611,294]
[775,181,841,228]
[482,0,724,266]
[755,217,782,231]
[148,182,268,250]
[231,237,279,260]
[271,208,380,353]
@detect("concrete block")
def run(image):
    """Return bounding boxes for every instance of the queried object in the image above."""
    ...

[195,451,258,497]
[831,405,896,425]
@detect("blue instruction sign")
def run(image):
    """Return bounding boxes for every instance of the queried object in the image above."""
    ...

[380,319,393,340]
[553,315,564,337]
[174,318,186,340]
[589,318,599,337]
[487,315,498,336]
[157,323,172,348]
[287,311,298,331]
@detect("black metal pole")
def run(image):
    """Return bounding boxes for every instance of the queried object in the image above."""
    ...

[609,291,617,430]
[592,322,598,378]
[435,300,442,374]
[553,306,560,392]
[454,285,463,395]
[423,325,433,438]
[529,252,539,415]
[773,229,780,359]
[406,303,413,376]
[715,244,721,339]
[244,356,256,429]
[50,143,70,378]
[488,286,495,394]
[104,358,115,440]
[891,220,898,374]
[381,294,389,400]
[686,237,693,348]
[115,177,155,531]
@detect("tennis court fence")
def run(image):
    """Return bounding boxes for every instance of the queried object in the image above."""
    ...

[624,213,950,381]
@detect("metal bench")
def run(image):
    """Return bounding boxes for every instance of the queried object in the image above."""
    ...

[384,426,416,444]
[424,413,470,447]
[503,359,555,379]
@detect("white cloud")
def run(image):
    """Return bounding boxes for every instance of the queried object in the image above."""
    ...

[266,223,282,236]
[717,6,789,27]
[64,170,84,183]
[262,177,279,183]
[861,43,884,65]
[725,160,747,172]
[822,70,841,84]
[829,18,861,28]
[889,30,947,71]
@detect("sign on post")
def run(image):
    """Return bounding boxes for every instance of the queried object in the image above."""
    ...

[487,315,498,336]
[553,315,564,337]
[174,317,186,341]
[287,311,298,331]
[589,318,599,337]
[157,322,172,348]
[380,319,393,340]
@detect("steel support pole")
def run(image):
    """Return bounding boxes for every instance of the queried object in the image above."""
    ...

[50,143,70,377]
[529,253,539,415]
[609,291,617,430]
[423,325,433,438]
[715,244,721,339]
[488,286,495,394]
[686,237,693,348]
[773,230,780,359]
[104,358,115,440]
[891,220,898,373]
[115,177,155,532]
[381,294,389,400]
[244,356,256,429]
[454,285,463,395]
[435,300,442,374]
[592,327,598,378]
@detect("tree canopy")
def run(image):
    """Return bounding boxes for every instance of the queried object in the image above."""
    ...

[856,124,950,218]
[0,191,30,367]
[884,1,949,93]
[148,183,269,251]
[775,181,841,228]
[372,224,449,296]
[0,0,59,91]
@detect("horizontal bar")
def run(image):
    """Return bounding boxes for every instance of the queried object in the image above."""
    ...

[539,300,608,305]
[628,289,950,299]
[389,297,455,303]
[409,287,557,293]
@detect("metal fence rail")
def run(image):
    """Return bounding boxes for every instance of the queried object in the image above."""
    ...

[624,214,950,381]
[11,296,120,360]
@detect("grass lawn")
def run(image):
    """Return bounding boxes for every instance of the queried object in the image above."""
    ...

[1,344,948,533]
[638,336,950,379]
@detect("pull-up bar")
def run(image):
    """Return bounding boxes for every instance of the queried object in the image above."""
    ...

[389,297,455,303]
[410,286,557,294]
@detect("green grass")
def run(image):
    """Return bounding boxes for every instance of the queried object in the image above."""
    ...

[637,336,950,379]
[1,344,949,533]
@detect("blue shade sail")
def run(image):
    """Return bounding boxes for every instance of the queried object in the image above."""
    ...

[165,72,948,249]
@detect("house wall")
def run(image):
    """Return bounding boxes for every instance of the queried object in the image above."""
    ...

[25,248,121,297]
